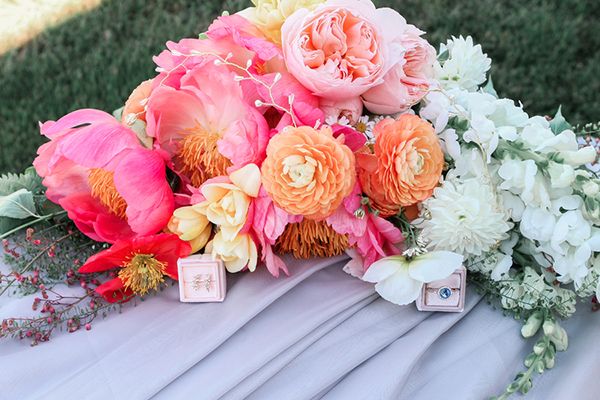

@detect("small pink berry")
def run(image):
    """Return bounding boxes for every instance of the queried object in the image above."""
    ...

[85,324,92,331]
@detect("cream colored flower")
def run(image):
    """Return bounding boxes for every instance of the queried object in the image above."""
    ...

[195,164,261,241]
[206,231,258,273]
[239,0,325,43]
[167,206,212,253]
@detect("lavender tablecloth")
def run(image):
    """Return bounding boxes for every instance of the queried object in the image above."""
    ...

[1,255,599,399]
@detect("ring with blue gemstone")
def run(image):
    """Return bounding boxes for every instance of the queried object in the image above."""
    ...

[426,286,459,299]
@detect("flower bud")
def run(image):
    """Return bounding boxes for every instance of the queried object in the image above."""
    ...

[521,311,544,338]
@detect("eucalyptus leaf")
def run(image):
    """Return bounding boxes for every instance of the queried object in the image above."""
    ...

[0,189,37,219]
[482,76,499,98]
[549,106,572,134]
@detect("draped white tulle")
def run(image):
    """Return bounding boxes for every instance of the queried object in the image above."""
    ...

[1,255,598,400]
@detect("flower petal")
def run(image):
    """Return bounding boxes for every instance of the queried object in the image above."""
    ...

[229,163,261,197]
[374,268,423,305]
[95,278,134,303]
[408,251,464,283]
[362,256,406,283]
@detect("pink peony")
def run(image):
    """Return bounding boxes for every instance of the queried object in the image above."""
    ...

[146,62,270,188]
[280,0,406,101]
[153,14,323,131]
[34,109,174,243]
[362,25,436,114]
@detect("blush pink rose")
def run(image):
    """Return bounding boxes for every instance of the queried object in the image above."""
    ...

[362,25,436,114]
[281,0,407,101]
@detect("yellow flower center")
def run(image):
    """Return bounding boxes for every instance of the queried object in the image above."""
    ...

[282,154,316,188]
[88,168,128,218]
[118,254,166,296]
[176,124,231,187]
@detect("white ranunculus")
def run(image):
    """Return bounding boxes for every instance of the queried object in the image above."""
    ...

[362,252,464,305]
[435,36,491,91]
[421,178,512,256]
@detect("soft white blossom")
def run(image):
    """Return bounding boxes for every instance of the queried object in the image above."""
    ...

[435,36,491,91]
[421,178,512,256]
[362,252,463,305]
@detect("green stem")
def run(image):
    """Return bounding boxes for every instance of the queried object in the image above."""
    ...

[0,211,67,239]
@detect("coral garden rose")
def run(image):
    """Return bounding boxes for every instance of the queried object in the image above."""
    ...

[240,0,325,44]
[79,233,191,302]
[362,25,436,114]
[261,125,355,220]
[281,0,406,101]
[121,79,153,124]
[358,114,444,215]
[34,109,174,243]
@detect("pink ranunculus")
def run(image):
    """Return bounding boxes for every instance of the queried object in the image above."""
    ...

[153,14,323,131]
[362,25,436,114]
[146,62,270,189]
[320,96,363,125]
[326,182,403,270]
[280,0,407,101]
[34,109,174,243]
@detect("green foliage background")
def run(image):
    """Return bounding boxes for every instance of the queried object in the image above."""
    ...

[1,0,598,173]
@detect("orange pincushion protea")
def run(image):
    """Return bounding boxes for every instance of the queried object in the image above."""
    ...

[358,115,444,216]
[261,125,355,220]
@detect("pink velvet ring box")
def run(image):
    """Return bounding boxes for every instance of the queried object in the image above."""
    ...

[416,266,466,312]
[177,254,227,303]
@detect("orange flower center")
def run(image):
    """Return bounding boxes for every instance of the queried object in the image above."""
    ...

[88,168,127,218]
[275,219,350,259]
[176,125,231,187]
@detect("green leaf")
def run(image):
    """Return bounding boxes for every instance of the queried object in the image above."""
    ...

[483,76,499,98]
[437,48,449,63]
[0,167,43,196]
[549,106,572,134]
[0,189,38,219]
[112,106,124,121]
[0,216,23,235]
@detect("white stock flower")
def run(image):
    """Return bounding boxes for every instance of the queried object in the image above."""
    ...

[498,159,551,209]
[547,162,576,188]
[435,36,491,91]
[362,252,463,305]
[421,178,512,256]
[520,206,556,242]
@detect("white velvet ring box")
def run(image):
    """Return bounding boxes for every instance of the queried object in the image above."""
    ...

[177,254,226,303]
[416,266,466,312]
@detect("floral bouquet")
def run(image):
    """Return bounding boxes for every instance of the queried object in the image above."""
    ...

[2,0,599,397]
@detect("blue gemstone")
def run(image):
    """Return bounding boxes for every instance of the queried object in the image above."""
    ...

[438,287,452,299]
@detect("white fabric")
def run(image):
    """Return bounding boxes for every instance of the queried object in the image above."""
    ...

[1,255,599,399]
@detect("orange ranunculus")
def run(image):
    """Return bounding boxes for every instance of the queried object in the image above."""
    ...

[358,114,443,216]
[121,79,153,124]
[261,125,355,220]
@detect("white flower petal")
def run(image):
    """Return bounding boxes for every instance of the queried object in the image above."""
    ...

[362,256,406,283]
[374,268,423,305]
[408,251,464,283]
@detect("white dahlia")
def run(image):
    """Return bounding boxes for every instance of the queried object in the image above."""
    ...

[435,35,491,92]
[420,178,512,256]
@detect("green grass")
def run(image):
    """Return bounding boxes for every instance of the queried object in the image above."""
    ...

[1,0,599,173]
